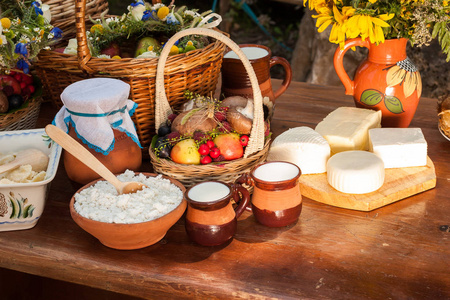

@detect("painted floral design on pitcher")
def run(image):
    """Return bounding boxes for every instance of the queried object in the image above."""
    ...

[360,57,422,115]
[334,38,422,127]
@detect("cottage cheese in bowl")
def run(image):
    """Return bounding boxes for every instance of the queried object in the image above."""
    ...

[70,171,187,249]
[74,170,184,224]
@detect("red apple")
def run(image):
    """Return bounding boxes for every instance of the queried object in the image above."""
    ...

[213,133,243,161]
[0,75,21,95]
[170,139,201,165]
[101,42,121,57]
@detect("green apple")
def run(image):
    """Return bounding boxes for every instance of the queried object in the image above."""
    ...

[213,133,244,161]
[135,37,160,57]
[170,139,201,165]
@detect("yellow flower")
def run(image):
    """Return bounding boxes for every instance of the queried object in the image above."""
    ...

[112,55,121,59]
[369,0,377,3]
[157,6,170,20]
[90,24,104,34]
[1,18,11,29]
[169,45,179,55]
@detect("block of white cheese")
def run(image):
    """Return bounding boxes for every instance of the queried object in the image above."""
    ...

[267,127,330,174]
[315,107,382,154]
[327,150,385,194]
[369,128,427,168]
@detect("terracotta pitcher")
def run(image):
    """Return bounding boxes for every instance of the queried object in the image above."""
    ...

[221,44,292,120]
[334,38,422,127]
[237,161,302,227]
[185,181,250,246]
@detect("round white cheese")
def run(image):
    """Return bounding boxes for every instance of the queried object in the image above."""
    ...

[327,151,385,194]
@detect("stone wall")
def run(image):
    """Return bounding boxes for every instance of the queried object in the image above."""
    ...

[292,10,450,99]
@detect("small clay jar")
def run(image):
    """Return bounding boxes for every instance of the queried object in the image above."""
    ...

[64,126,142,185]
[237,161,302,227]
[185,181,250,246]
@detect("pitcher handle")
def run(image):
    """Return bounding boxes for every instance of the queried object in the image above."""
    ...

[270,56,292,100]
[232,183,250,218]
[333,38,370,95]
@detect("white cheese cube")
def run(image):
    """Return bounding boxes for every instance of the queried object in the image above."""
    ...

[267,127,330,174]
[369,128,427,168]
[327,150,385,194]
[315,107,382,154]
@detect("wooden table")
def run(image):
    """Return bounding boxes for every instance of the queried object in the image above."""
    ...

[1,81,449,299]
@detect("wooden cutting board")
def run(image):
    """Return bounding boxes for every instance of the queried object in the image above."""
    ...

[299,156,436,211]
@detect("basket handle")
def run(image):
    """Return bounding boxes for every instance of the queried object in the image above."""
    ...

[75,0,95,74]
[155,28,265,158]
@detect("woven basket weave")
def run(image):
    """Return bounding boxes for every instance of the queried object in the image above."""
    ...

[0,96,42,131]
[43,0,109,40]
[34,0,227,149]
[150,28,270,188]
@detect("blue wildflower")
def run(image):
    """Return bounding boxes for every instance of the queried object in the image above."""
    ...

[17,59,30,74]
[142,10,152,21]
[50,27,63,39]
[166,13,180,25]
[130,0,145,7]
[32,1,43,16]
[15,43,28,56]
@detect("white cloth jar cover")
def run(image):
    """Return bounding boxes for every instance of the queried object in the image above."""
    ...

[53,78,141,155]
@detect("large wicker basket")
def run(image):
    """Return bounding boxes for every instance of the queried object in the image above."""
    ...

[43,0,109,40]
[0,96,42,131]
[34,0,227,149]
[150,28,270,188]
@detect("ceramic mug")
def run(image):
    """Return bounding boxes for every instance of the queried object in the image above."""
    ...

[237,161,302,227]
[185,180,250,246]
[221,44,292,119]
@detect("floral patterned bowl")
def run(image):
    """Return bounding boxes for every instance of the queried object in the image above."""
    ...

[0,129,62,231]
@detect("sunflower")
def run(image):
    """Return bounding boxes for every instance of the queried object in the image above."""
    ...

[385,57,422,98]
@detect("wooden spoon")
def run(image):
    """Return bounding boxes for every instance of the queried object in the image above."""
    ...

[45,125,146,195]
[0,148,49,175]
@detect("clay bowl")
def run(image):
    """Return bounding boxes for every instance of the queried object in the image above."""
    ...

[69,173,186,250]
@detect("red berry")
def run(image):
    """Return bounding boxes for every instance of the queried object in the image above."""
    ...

[220,106,229,112]
[27,85,35,94]
[198,144,210,156]
[22,75,33,85]
[13,74,22,82]
[206,140,215,149]
[20,82,27,89]
[214,111,226,121]
[209,147,220,159]
[240,135,249,147]
[200,155,212,164]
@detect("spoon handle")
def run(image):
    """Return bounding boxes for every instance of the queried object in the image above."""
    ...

[0,161,19,174]
[45,125,122,187]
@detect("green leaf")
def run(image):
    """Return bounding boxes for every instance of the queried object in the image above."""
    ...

[361,89,383,106]
[384,96,404,114]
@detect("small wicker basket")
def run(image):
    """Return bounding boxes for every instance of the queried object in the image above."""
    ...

[0,96,42,131]
[34,0,227,149]
[150,28,270,188]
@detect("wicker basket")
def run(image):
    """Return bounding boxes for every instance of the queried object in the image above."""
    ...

[34,0,227,149]
[0,96,42,131]
[150,28,270,188]
[43,0,109,40]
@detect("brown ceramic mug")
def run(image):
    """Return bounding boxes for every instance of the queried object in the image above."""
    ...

[221,44,292,119]
[185,181,250,246]
[237,161,302,227]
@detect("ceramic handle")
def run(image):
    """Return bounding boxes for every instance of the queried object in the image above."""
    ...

[232,184,250,218]
[333,38,370,95]
[269,56,292,99]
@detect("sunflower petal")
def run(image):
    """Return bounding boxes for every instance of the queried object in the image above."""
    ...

[416,72,422,98]
[386,66,405,87]
[403,71,416,98]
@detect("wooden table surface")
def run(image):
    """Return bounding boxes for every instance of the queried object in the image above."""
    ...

[0,80,449,299]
